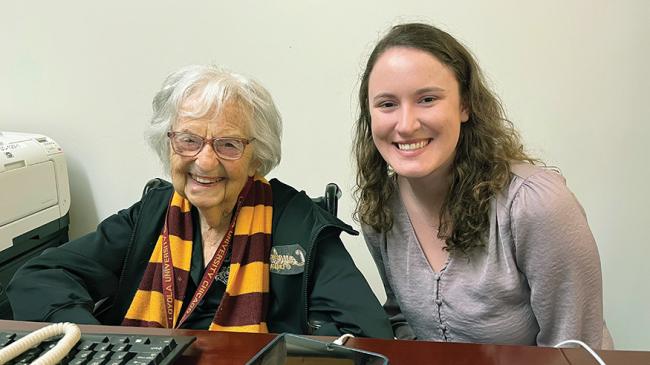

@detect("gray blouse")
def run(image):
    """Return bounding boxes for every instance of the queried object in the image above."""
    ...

[363,164,609,348]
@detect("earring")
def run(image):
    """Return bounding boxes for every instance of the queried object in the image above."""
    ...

[387,164,395,175]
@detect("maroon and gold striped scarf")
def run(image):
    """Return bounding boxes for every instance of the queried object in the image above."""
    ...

[122,176,272,332]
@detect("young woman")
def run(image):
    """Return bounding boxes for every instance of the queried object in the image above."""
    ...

[353,23,611,348]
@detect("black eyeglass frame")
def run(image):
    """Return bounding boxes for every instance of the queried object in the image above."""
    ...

[167,131,255,160]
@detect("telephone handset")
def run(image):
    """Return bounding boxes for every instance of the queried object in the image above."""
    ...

[0,322,81,365]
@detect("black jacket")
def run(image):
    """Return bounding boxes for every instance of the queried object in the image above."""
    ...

[7,178,393,338]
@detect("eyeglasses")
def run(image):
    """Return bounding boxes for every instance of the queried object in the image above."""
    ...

[167,131,255,160]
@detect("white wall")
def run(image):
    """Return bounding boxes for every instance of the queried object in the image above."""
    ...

[1,0,648,350]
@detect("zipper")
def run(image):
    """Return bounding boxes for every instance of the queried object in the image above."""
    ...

[302,225,324,334]
[302,223,353,334]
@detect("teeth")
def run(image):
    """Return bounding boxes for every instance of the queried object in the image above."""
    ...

[397,140,428,151]
[192,175,220,184]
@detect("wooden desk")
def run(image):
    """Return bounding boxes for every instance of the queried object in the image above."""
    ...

[1,320,648,364]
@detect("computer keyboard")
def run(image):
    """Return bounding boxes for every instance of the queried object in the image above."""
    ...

[0,329,196,365]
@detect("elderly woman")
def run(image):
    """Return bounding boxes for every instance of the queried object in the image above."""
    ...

[7,65,393,338]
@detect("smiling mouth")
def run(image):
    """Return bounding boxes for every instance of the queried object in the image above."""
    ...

[394,139,431,151]
[189,173,224,185]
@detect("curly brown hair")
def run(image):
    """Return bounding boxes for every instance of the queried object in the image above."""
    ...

[353,23,537,254]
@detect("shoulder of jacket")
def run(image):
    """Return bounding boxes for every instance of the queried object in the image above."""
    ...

[270,178,357,242]
[140,178,174,203]
[120,178,173,229]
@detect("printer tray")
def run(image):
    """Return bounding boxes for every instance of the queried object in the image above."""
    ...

[0,213,69,319]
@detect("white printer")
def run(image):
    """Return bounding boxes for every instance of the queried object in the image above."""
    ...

[0,131,71,318]
[0,131,70,250]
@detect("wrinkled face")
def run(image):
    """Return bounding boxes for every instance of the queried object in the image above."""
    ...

[170,100,258,218]
[368,47,468,180]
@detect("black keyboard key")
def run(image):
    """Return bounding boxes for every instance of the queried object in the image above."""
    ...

[75,350,95,360]
[130,337,151,345]
[133,351,163,364]
[87,359,109,365]
[85,335,111,343]
[13,350,39,363]
[77,340,97,350]
[0,333,14,347]
[124,360,155,365]
[112,351,135,361]
[39,340,58,350]
[94,350,113,359]
[68,359,89,365]
[128,343,169,356]
[112,336,130,344]
[113,343,131,352]
[95,342,113,351]
[150,338,176,350]
[105,360,127,365]
[0,333,15,341]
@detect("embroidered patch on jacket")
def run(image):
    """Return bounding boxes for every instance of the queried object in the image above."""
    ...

[270,244,306,275]
[215,266,230,285]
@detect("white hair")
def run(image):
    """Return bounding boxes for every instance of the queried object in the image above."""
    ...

[145,65,282,176]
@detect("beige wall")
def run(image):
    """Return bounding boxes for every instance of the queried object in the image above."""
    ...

[1,0,648,350]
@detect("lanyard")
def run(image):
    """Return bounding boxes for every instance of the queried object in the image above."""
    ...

[160,182,251,328]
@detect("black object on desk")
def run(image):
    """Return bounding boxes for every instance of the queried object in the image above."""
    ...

[247,333,389,365]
